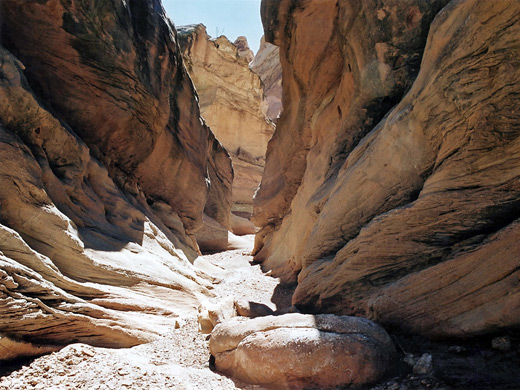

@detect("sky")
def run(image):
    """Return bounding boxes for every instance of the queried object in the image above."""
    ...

[162,0,264,54]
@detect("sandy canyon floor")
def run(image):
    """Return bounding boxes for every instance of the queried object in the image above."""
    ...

[1,236,519,389]
[0,237,293,390]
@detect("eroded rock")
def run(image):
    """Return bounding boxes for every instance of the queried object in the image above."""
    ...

[178,24,274,217]
[253,0,520,337]
[210,313,396,387]
[0,0,232,358]
[250,36,282,121]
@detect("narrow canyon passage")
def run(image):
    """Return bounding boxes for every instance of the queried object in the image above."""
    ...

[2,243,519,390]
[0,239,293,390]
[1,0,519,388]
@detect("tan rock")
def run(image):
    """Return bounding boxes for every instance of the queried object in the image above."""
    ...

[230,213,256,236]
[250,36,283,121]
[0,0,232,358]
[253,0,520,337]
[0,0,232,248]
[233,36,255,63]
[0,336,60,361]
[195,214,229,253]
[234,300,274,318]
[210,313,395,387]
[197,297,236,334]
[178,24,274,216]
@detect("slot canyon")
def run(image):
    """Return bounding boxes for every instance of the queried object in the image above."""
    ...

[0,0,519,389]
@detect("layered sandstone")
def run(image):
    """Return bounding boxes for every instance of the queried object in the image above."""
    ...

[250,36,283,121]
[178,25,274,217]
[0,0,232,358]
[254,0,520,337]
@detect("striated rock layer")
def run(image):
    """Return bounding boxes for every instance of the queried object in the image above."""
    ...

[253,0,520,337]
[178,25,274,218]
[250,36,283,122]
[0,0,232,358]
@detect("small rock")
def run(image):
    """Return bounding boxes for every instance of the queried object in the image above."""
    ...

[492,335,511,351]
[403,353,416,366]
[234,300,275,318]
[413,353,433,375]
[387,381,400,390]
[448,345,466,353]
[81,348,95,357]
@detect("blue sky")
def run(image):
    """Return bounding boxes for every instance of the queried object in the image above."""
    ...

[162,0,264,54]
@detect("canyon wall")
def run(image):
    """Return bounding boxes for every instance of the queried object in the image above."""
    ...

[253,0,520,337]
[0,0,232,358]
[178,25,274,218]
[250,36,283,122]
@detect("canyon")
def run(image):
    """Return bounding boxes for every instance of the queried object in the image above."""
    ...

[178,24,275,224]
[0,0,519,388]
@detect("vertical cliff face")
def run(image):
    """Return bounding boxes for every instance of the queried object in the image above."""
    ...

[0,0,232,246]
[254,0,520,337]
[250,36,283,122]
[0,0,232,358]
[178,25,274,218]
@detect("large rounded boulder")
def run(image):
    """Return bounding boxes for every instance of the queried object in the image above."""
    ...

[209,313,396,388]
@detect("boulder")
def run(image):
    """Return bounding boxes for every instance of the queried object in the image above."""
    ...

[210,313,396,388]
[197,297,236,334]
[230,213,256,236]
[253,0,520,336]
[234,300,274,318]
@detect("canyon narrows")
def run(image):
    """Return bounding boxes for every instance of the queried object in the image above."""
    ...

[1,0,520,389]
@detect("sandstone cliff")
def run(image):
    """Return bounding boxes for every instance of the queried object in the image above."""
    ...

[178,25,274,219]
[250,36,283,122]
[253,0,520,337]
[0,0,232,358]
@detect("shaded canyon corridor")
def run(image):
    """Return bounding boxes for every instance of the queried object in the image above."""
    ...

[0,0,519,389]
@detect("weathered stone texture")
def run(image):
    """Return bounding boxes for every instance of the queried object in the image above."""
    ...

[210,313,396,388]
[0,0,232,358]
[250,36,282,121]
[178,24,274,216]
[253,0,520,337]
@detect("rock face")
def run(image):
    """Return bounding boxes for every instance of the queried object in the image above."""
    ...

[233,36,255,63]
[178,25,274,217]
[253,0,520,337]
[210,313,396,387]
[250,36,283,121]
[0,0,232,358]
